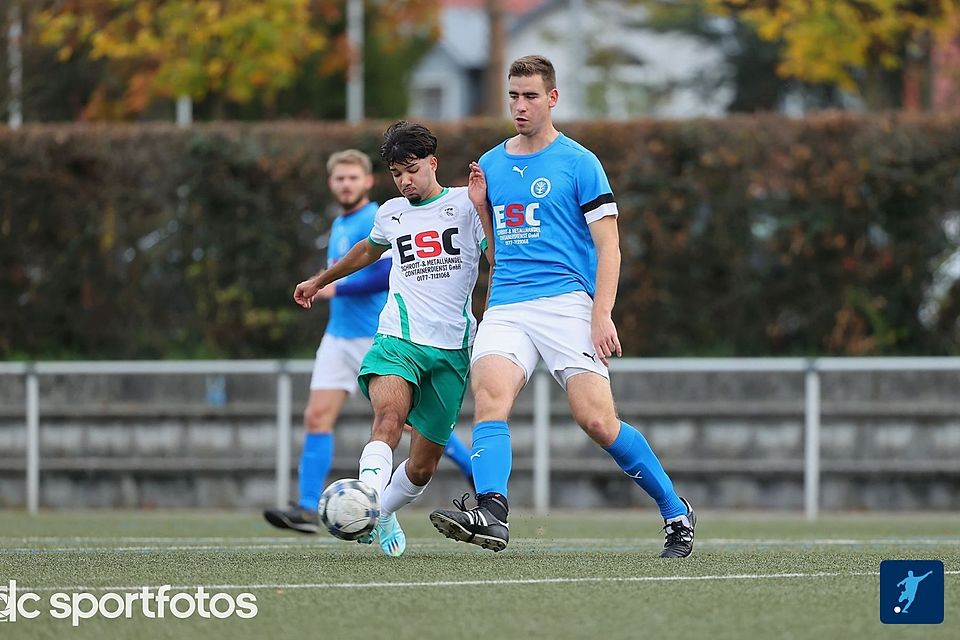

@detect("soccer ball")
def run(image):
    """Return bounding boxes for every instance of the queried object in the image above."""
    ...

[317,478,380,541]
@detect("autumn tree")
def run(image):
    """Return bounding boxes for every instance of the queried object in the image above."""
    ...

[707,0,960,108]
[30,0,437,120]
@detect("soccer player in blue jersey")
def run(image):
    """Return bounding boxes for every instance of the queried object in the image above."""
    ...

[264,149,474,534]
[430,55,696,557]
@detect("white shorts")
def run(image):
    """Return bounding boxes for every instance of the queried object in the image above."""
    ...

[309,334,375,393]
[471,291,609,388]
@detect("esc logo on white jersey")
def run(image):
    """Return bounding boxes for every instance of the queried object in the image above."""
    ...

[492,203,540,230]
[396,228,460,264]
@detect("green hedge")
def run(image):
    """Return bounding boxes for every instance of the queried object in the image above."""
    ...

[2,115,959,359]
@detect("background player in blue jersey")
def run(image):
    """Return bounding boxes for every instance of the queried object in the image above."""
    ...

[264,149,474,533]
[430,55,696,557]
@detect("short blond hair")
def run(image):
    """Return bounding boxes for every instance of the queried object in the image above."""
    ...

[326,149,372,174]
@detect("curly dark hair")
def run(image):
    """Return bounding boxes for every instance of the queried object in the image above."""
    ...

[380,121,438,166]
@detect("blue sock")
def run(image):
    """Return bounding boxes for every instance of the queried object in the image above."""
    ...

[471,420,511,497]
[444,432,474,483]
[603,421,687,519]
[298,433,333,510]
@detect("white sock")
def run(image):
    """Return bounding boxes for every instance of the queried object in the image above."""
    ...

[358,440,393,504]
[380,459,428,518]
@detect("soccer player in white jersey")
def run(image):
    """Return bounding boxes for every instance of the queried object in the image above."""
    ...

[265,149,475,535]
[430,55,697,557]
[293,122,493,556]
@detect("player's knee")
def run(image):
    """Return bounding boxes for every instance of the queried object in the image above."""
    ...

[405,457,437,485]
[304,405,334,433]
[578,415,619,447]
[472,385,511,421]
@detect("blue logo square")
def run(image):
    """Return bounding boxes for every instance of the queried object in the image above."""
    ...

[880,560,944,624]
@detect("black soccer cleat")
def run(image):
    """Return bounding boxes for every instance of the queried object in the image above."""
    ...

[263,502,319,534]
[659,497,696,558]
[429,493,509,552]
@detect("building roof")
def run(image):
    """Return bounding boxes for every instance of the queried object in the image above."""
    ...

[440,0,545,13]
[435,0,553,70]
[438,8,490,68]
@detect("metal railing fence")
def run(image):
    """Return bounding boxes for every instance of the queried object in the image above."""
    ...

[3,357,960,519]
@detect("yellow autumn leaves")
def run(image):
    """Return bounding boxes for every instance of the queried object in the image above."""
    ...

[710,0,960,90]
[34,0,325,104]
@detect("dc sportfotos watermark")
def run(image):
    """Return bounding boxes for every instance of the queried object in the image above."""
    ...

[0,579,257,626]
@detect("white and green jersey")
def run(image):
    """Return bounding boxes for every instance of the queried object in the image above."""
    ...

[368,187,487,350]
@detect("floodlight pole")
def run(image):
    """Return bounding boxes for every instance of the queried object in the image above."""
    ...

[7,1,23,129]
[347,0,364,122]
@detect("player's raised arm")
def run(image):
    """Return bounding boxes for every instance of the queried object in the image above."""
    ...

[294,238,388,309]
[588,216,623,365]
[468,161,496,268]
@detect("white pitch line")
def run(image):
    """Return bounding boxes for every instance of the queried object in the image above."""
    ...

[521,538,960,546]
[20,570,960,594]
[0,544,337,554]
[0,536,304,544]
[2,537,959,554]
[5,536,960,545]
[703,538,960,545]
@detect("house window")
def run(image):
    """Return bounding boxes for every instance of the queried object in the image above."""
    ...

[417,86,444,119]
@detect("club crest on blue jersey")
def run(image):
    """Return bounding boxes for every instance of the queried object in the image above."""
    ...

[531,177,551,198]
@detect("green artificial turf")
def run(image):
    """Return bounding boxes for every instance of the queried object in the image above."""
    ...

[0,509,956,639]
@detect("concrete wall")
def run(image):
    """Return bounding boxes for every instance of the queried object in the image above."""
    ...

[1,369,958,510]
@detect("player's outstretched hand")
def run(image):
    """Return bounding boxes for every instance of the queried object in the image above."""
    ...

[468,161,487,210]
[294,277,322,308]
[591,313,622,366]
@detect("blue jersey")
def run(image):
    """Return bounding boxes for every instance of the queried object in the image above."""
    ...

[326,202,389,338]
[479,133,618,308]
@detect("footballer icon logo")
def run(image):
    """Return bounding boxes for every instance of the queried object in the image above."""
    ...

[880,560,944,624]
[441,205,458,218]
[531,177,551,198]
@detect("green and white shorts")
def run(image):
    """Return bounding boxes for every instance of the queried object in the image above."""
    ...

[357,334,470,446]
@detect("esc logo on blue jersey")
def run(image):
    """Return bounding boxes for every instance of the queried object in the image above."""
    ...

[879,560,944,624]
